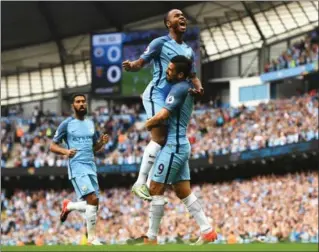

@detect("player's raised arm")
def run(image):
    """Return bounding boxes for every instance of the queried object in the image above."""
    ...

[122,37,164,72]
[93,133,109,153]
[122,58,146,72]
[188,50,204,96]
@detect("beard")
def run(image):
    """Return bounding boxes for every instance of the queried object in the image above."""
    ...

[75,107,88,117]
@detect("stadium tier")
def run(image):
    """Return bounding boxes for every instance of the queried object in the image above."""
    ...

[264,32,318,73]
[1,92,318,169]
[1,1,318,249]
[1,172,318,245]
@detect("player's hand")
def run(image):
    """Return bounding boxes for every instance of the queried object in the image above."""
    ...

[188,87,204,96]
[122,60,133,71]
[65,149,77,158]
[100,134,109,144]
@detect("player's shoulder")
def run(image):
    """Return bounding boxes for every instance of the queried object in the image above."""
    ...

[60,116,74,125]
[177,80,192,89]
[172,81,191,94]
[84,118,95,125]
[182,41,191,47]
[151,35,171,45]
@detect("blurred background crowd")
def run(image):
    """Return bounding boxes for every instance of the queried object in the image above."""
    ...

[264,31,318,73]
[1,2,318,248]
[1,171,318,245]
[2,91,318,168]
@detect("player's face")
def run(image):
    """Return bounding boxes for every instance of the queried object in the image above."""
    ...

[167,9,187,33]
[166,63,183,83]
[72,96,87,116]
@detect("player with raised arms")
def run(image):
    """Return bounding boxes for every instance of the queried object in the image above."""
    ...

[123,9,204,200]
[50,94,109,245]
[143,55,217,245]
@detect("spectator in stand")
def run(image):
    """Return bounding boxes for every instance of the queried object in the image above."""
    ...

[1,172,318,245]
[2,91,318,168]
[264,30,319,73]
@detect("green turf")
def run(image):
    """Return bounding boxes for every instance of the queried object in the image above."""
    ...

[122,68,152,96]
[2,244,318,252]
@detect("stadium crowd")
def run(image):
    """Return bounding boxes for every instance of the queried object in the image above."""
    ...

[1,171,318,245]
[82,91,319,164]
[1,91,318,168]
[264,31,319,73]
[1,119,14,168]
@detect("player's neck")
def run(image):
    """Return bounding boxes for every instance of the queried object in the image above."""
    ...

[169,31,183,44]
[74,114,85,120]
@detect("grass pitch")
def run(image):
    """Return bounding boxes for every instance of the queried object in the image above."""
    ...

[122,68,152,96]
[2,243,318,252]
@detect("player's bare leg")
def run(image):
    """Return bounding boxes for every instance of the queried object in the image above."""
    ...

[83,193,102,245]
[173,181,217,245]
[132,125,167,201]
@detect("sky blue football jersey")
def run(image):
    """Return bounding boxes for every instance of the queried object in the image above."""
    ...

[140,35,196,90]
[52,117,99,179]
[164,81,194,152]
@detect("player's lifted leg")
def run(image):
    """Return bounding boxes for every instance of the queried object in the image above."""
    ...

[132,125,167,201]
[60,199,86,222]
[123,9,204,201]
[141,55,216,244]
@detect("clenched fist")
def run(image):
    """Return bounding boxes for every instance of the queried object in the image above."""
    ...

[100,134,109,144]
[65,149,77,158]
[122,60,133,71]
[188,87,204,96]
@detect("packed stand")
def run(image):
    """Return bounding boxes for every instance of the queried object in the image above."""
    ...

[189,92,318,159]
[1,171,318,245]
[101,92,318,164]
[6,103,142,169]
[1,120,14,168]
[264,30,319,73]
[2,91,318,168]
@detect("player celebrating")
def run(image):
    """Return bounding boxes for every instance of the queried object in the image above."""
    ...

[50,94,109,245]
[123,9,204,200]
[144,56,217,245]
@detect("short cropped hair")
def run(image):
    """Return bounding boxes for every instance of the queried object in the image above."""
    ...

[164,11,169,29]
[71,93,86,103]
[170,55,192,79]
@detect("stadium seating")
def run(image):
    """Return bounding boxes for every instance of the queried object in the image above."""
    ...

[264,31,319,73]
[2,92,318,168]
[1,92,318,168]
[1,171,317,245]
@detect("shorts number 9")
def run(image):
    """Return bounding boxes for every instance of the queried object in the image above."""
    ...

[158,164,164,175]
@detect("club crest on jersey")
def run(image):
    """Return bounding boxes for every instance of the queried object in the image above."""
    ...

[166,95,175,104]
[90,128,94,134]
[82,185,88,192]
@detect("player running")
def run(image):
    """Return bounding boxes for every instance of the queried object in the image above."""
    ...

[143,56,217,245]
[123,9,204,201]
[50,94,109,245]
